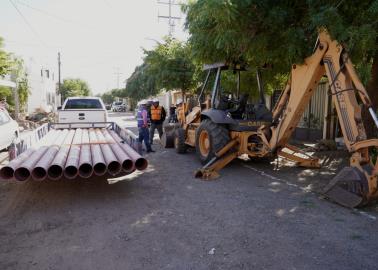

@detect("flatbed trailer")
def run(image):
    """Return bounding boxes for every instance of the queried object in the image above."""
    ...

[0,122,147,181]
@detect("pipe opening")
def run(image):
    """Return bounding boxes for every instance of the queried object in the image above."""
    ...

[94,163,107,175]
[64,166,78,179]
[79,163,93,178]
[107,161,121,175]
[122,160,134,172]
[135,158,148,171]
[32,167,47,181]
[14,167,30,181]
[0,167,14,180]
[48,165,63,180]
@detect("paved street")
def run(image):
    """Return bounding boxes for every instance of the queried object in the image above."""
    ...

[0,112,378,270]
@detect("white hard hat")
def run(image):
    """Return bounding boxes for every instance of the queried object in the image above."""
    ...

[152,98,159,103]
[139,99,147,105]
[176,98,183,105]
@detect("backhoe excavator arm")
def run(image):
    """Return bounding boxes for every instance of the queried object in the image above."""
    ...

[268,31,378,207]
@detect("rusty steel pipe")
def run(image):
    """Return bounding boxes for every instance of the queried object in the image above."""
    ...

[0,148,35,180]
[47,129,75,180]
[31,129,69,181]
[102,129,134,173]
[64,129,83,179]
[95,129,122,175]
[78,129,93,178]
[108,130,148,171]
[14,146,50,181]
[13,130,60,181]
[88,129,107,176]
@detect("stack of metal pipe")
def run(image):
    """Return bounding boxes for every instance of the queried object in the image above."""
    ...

[0,128,148,181]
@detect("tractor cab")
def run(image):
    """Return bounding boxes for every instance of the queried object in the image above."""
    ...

[198,62,272,131]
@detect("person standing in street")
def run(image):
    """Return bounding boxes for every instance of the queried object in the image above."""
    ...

[149,98,166,145]
[137,101,154,153]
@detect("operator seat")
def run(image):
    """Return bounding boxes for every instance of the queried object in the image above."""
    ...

[228,94,249,119]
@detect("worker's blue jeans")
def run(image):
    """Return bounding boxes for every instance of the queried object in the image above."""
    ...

[138,127,152,151]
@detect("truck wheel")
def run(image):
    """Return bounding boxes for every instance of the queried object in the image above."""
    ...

[174,128,187,154]
[161,131,174,148]
[195,119,230,164]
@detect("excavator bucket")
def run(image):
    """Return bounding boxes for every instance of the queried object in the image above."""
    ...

[323,167,369,208]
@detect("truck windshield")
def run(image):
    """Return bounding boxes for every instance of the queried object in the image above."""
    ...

[64,99,103,109]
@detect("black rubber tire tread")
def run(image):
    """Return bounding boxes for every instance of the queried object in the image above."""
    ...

[161,132,174,148]
[195,119,230,164]
[174,128,187,154]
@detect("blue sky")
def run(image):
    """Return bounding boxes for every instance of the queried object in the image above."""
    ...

[0,0,188,94]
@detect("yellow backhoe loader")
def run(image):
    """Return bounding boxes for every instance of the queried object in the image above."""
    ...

[162,31,378,208]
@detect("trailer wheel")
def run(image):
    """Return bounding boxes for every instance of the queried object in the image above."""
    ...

[161,131,174,148]
[174,128,187,154]
[195,119,230,164]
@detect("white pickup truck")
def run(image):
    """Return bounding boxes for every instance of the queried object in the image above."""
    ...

[58,97,108,127]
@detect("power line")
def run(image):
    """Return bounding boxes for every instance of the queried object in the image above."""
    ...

[8,0,47,48]
[14,0,95,30]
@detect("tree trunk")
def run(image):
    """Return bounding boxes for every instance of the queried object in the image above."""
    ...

[364,52,378,138]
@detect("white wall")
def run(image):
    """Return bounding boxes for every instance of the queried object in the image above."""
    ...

[25,58,58,114]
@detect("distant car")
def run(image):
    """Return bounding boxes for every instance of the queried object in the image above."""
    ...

[105,104,112,110]
[0,108,19,151]
[111,101,127,112]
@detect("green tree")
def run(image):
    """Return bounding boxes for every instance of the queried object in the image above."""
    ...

[0,37,11,77]
[100,88,126,104]
[144,38,197,95]
[60,78,91,100]
[183,0,378,136]
[0,55,30,113]
[125,38,198,102]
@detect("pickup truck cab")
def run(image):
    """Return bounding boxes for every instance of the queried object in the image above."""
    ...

[58,97,108,127]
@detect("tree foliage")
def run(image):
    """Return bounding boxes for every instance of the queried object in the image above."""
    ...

[0,38,29,112]
[100,88,125,104]
[60,78,91,100]
[183,0,378,83]
[0,37,11,77]
[125,38,198,101]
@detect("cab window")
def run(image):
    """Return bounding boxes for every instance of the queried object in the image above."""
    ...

[65,99,102,109]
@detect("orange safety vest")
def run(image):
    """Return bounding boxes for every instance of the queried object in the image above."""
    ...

[150,105,162,121]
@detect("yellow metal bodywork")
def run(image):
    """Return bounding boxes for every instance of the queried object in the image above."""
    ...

[193,31,378,205]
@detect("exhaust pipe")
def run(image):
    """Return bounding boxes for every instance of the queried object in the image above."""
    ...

[88,129,107,176]
[64,129,83,179]
[95,129,122,175]
[108,130,148,171]
[78,129,93,178]
[31,129,69,181]
[0,148,35,180]
[102,129,134,173]
[47,130,75,180]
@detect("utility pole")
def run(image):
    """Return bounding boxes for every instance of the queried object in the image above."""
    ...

[158,0,181,36]
[10,73,19,121]
[58,52,62,104]
[113,67,123,89]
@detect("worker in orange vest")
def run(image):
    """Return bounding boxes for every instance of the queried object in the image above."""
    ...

[149,99,166,145]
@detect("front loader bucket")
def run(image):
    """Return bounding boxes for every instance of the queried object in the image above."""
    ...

[323,167,369,208]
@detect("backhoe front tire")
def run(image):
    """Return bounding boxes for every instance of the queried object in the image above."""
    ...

[174,128,187,154]
[161,131,174,148]
[195,119,230,165]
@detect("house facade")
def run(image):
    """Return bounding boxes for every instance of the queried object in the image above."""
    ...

[25,58,61,114]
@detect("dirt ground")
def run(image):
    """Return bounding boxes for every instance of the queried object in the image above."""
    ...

[1,112,378,270]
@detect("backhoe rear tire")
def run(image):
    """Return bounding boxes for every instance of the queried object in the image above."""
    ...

[195,119,230,165]
[174,128,187,154]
